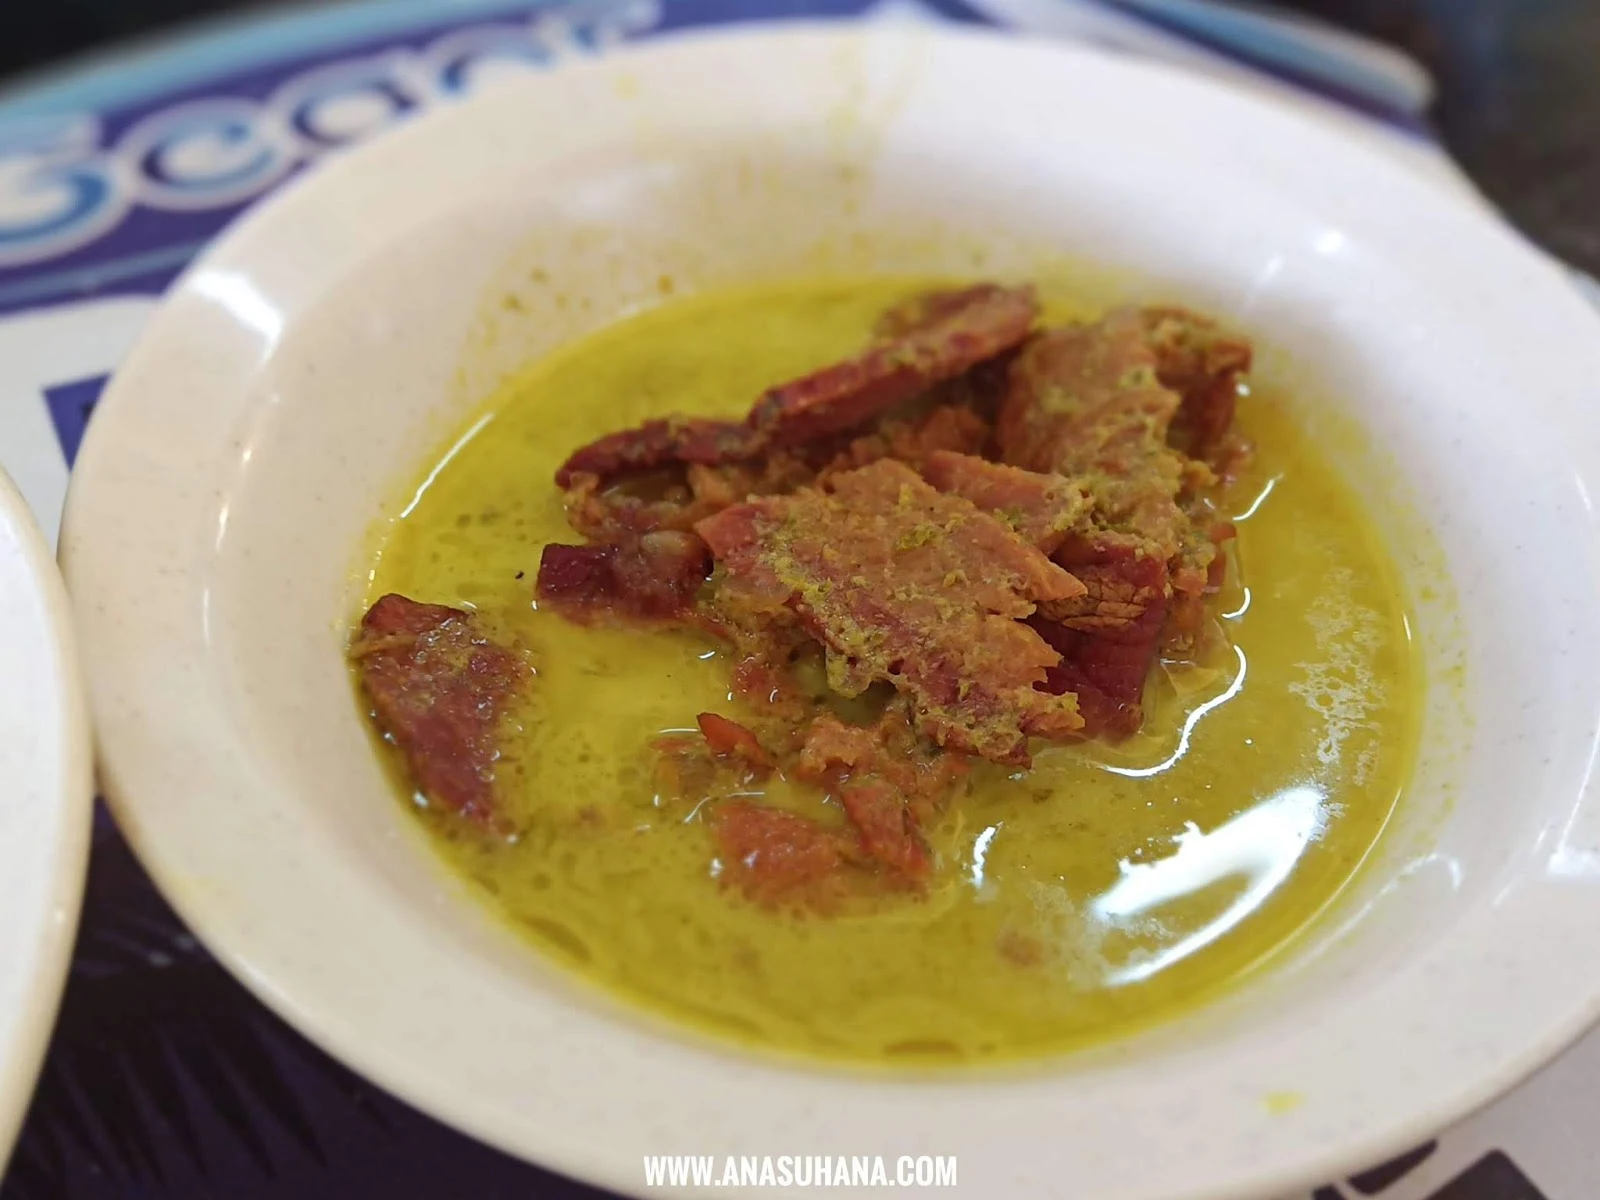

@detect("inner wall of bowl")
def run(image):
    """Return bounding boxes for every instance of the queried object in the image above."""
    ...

[208,128,1582,1059]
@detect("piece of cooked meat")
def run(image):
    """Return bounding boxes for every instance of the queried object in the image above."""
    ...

[554,416,760,489]
[535,530,711,626]
[696,711,774,772]
[819,403,993,481]
[1030,536,1170,739]
[838,779,931,882]
[748,283,1038,449]
[658,706,944,902]
[921,450,1091,555]
[710,800,855,908]
[552,283,1038,489]
[726,654,813,719]
[695,459,1084,765]
[992,307,1252,736]
[653,711,780,809]
[684,453,819,512]
[916,449,1177,737]
[796,709,966,804]
[795,706,968,880]
[1140,306,1253,468]
[559,451,820,543]
[558,469,720,542]
[996,307,1190,560]
[351,594,526,827]
[1162,520,1235,660]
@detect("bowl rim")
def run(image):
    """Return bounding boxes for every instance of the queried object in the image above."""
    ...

[58,21,1600,1200]
[0,464,93,1173]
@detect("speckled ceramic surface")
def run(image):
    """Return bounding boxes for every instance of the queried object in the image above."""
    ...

[57,24,1600,1200]
[0,466,91,1175]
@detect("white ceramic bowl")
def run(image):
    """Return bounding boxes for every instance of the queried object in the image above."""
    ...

[0,466,91,1174]
[59,25,1600,1200]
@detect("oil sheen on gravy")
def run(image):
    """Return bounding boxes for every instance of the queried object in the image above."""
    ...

[360,277,1421,1064]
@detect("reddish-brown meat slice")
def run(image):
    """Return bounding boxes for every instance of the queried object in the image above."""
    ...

[993,308,1249,733]
[655,712,776,804]
[696,712,773,772]
[696,459,1084,764]
[1031,537,1168,738]
[684,452,818,510]
[797,710,968,807]
[554,417,759,489]
[839,780,931,882]
[921,450,1091,554]
[358,592,461,641]
[725,655,811,720]
[561,451,823,543]
[710,800,853,907]
[1141,307,1253,467]
[796,712,886,779]
[749,284,1038,449]
[1163,520,1235,659]
[1042,534,1169,634]
[875,285,1021,338]
[351,594,525,827]
[666,710,940,898]
[820,403,992,482]
[558,470,712,542]
[794,708,965,879]
[997,307,1189,559]
[536,530,710,625]
[552,283,1037,490]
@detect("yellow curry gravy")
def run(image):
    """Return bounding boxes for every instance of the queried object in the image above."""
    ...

[360,278,1420,1064]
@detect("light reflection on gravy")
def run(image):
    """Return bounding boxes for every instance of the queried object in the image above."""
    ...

[1092,784,1329,985]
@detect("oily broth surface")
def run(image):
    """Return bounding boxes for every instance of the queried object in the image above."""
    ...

[362,278,1420,1062]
